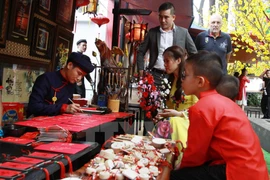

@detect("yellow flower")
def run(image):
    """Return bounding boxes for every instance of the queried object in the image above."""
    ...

[117,62,122,67]
[92,51,97,57]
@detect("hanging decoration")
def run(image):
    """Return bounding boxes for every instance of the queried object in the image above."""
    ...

[76,0,90,9]
[82,0,98,15]
[129,22,148,43]
[91,14,110,38]
[125,21,148,76]
[91,14,110,27]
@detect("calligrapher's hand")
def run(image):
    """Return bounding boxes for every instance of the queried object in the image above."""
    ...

[158,109,183,118]
[66,103,81,114]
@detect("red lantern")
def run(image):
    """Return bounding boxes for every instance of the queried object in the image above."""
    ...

[129,22,148,43]
[76,0,89,8]
[91,15,110,27]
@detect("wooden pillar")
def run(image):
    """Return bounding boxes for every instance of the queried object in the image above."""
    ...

[112,0,120,48]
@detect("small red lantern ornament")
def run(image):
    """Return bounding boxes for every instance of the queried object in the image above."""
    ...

[91,14,110,27]
[76,0,90,9]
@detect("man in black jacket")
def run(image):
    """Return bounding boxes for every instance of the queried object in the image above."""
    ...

[75,39,95,98]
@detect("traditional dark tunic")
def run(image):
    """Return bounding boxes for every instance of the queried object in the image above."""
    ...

[27,71,75,117]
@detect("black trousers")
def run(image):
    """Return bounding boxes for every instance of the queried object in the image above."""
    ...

[170,164,226,180]
[149,69,168,87]
[261,95,270,118]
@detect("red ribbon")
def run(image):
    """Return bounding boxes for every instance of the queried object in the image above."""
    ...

[17,173,25,180]
[66,132,72,143]
[41,168,50,180]
[20,149,31,155]
[101,136,115,150]
[160,160,173,170]
[55,161,65,179]
[64,155,73,173]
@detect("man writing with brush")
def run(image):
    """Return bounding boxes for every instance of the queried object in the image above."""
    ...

[27,52,95,118]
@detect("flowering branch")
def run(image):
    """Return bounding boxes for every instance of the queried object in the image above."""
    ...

[137,72,170,123]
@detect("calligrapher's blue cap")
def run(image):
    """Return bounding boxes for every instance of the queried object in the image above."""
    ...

[68,52,95,74]
[76,39,87,45]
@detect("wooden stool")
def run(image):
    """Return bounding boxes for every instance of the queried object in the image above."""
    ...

[246,109,261,118]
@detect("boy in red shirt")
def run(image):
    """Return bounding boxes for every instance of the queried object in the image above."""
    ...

[170,51,268,180]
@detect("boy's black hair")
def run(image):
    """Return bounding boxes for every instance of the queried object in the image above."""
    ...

[158,2,175,15]
[216,75,239,100]
[233,72,239,77]
[186,51,223,89]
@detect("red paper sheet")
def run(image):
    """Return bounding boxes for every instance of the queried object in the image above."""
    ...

[0,162,33,170]
[0,169,22,177]
[34,142,90,154]
[28,152,59,159]
[13,157,44,164]
[14,113,132,132]
[0,137,35,145]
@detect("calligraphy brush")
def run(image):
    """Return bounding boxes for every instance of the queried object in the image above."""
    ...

[68,98,83,113]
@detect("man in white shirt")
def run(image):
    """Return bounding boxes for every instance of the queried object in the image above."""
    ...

[136,2,197,86]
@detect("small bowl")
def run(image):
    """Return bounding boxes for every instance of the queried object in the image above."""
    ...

[2,124,26,137]
[72,98,88,106]
[152,138,166,149]
[111,142,124,153]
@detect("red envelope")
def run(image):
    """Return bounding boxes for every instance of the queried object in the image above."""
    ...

[0,137,35,145]
[0,162,33,170]
[0,169,22,177]
[28,152,59,159]
[34,142,90,154]
[12,157,44,165]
